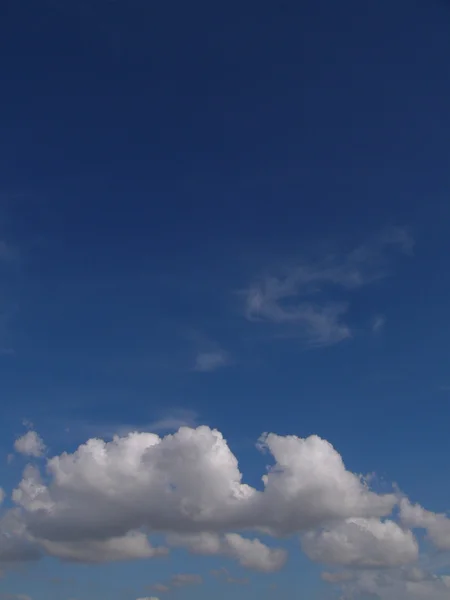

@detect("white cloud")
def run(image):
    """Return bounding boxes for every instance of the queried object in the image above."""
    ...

[321,570,355,583]
[243,226,412,345]
[224,533,287,572]
[399,498,450,551]
[0,240,18,263]
[2,420,450,596]
[11,428,395,544]
[150,573,202,594]
[301,518,418,567]
[0,508,42,563]
[372,314,386,333]
[327,568,450,599]
[245,283,351,346]
[170,573,202,586]
[167,532,287,572]
[152,584,169,593]
[194,350,229,372]
[6,422,450,596]
[257,432,395,534]
[40,531,167,563]
[14,431,46,458]
[0,425,399,569]
[211,566,249,585]
[82,409,199,439]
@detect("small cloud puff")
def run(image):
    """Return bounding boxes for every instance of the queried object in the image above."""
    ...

[372,314,386,333]
[194,350,229,372]
[14,431,46,458]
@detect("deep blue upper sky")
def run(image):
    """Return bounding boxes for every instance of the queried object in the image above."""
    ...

[1,1,450,599]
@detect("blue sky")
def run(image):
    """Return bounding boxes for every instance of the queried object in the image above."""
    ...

[1,1,450,599]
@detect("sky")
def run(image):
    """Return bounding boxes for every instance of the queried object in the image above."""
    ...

[1,0,450,598]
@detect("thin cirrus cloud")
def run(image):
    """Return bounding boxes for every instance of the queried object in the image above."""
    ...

[211,567,249,585]
[0,239,20,356]
[372,314,386,334]
[170,573,203,587]
[194,350,229,372]
[0,240,19,264]
[243,226,413,346]
[149,574,203,595]
[72,409,199,441]
[151,583,170,593]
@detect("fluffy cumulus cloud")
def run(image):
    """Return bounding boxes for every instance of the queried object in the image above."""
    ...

[167,531,287,572]
[399,498,450,551]
[301,517,418,568]
[40,531,167,563]
[1,424,449,596]
[13,431,46,458]
[9,427,396,549]
[326,568,450,600]
[0,508,42,563]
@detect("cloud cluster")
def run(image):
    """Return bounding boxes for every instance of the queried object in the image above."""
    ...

[325,567,450,600]
[10,428,395,543]
[211,566,249,585]
[0,426,397,571]
[244,226,413,345]
[399,498,450,551]
[0,423,449,599]
[40,531,167,563]
[301,517,418,568]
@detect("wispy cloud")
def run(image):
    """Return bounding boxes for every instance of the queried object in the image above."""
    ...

[0,240,18,264]
[194,350,229,372]
[150,573,203,595]
[145,409,198,432]
[211,567,250,585]
[170,573,203,587]
[243,226,412,346]
[62,409,199,442]
[185,329,231,372]
[372,315,386,334]
[0,238,20,356]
